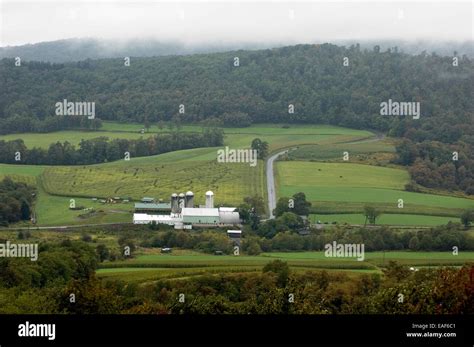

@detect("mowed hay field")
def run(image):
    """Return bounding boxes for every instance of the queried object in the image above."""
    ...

[96,250,474,283]
[276,161,474,219]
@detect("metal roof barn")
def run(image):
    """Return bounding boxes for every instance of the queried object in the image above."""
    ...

[181,207,220,224]
[134,202,171,213]
[133,213,181,225]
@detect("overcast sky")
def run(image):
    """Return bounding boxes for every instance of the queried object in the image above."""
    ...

[0,0,472,47]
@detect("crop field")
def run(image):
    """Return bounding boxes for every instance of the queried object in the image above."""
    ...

[309,213,459,226]
[41,151,265,205]
[276,161,474,218]
[96,250,474,283]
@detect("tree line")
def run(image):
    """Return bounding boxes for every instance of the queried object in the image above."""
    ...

[394,139,474,195]
[0,128,223,165]
[0,114,102,135]
[241,222,474,254]
[0,177,36,226]
[92,219,474,258]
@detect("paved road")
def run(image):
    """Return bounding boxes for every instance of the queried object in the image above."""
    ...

[266,149,291,219]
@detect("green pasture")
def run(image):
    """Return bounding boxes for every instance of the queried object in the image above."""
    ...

[0,131,152,149]
[276,161,474,217]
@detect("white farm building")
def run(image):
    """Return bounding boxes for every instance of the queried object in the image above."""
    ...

[133,191,240,229]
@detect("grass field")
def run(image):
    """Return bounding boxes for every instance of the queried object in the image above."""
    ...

[0,130,153,149]
[96,250,474,283]
[309,213,459,226]
[276,161,474,218]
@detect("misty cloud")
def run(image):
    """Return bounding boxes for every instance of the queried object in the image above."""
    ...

[0,1,472,47]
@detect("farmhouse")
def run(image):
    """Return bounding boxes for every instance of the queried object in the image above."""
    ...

[133,191,240,229]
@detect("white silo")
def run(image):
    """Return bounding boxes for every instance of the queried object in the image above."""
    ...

[178,193,185,209]
[185,191,194,208]
[171,193,178,213]
[205,191,214,208]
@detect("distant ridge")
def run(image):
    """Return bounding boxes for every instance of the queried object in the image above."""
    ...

[1,38,473,63]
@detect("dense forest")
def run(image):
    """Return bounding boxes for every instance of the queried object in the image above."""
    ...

[394,139,474,194]
[0,128,223,165]
[0,177,36,226]
[1,44,472,134]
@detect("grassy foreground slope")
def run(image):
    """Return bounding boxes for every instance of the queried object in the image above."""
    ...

[276,161,474,219]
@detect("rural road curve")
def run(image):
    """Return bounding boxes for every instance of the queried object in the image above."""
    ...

[266,149,291,219]
[265,133,385,219]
